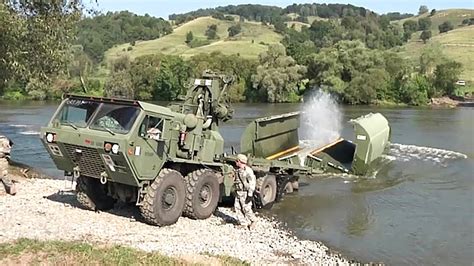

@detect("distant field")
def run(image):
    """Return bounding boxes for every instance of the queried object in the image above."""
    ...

[393,9,474,36]
[397,25,474,82]
[105,16,282,62]
[285,21,310,31]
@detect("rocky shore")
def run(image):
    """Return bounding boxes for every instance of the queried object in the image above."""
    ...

[430,96,474,107]
[0,177,350,265]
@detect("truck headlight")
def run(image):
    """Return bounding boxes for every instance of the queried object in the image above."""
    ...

[45,132,56,143]
[111,144,120,154]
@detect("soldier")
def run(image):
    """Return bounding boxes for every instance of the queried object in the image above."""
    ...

[0,135,17,195]
[233,154,257,230]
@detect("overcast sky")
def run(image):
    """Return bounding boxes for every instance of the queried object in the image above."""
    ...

[88,0,473,19]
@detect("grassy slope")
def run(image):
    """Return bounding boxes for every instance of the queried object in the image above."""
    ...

[394,9,474,83]
[0,239,249,266]
[105,16,282,62]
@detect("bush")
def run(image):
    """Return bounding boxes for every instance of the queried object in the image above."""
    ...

[438,21,454,33]
[228,24,242,37]
[420,30,432,43]
[185,31,194,44]
[127,46,133,51]
[188,38,211,48]
[3,91,26,100]
[418,17,432,31]
[25,79,49,100]
[205,24,218,40]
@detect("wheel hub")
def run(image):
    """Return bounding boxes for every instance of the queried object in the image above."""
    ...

[263,184,272,202]
[199,184,212,207]
[162,187,177,209]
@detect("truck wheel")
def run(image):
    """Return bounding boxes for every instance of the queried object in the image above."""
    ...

[76,176,116,211]
[291,180,299,191]
[284,182,294,194]
[183,169,220,219]
[140,168,186,226]
[254,175,277,209]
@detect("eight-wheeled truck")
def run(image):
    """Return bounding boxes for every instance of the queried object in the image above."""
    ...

[40,71,390,226]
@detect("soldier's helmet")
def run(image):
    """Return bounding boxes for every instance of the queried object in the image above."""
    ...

[237,154,248,164]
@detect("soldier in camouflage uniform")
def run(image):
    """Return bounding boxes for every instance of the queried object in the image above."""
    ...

[0,135,17,195]
[233,154,257,230]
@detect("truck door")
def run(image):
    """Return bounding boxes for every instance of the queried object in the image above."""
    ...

[130,115,166,180]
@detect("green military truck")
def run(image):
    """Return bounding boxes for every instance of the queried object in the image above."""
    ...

[41,72,390,226]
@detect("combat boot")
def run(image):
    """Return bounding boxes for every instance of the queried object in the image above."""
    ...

[248,221,257,230]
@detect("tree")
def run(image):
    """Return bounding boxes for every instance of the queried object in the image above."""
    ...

[438,21,454,33]
[0,1,83,89]
[227,24,242,37]
[420,30,432,43]
[154,55,192,100]
[205,24,218,40]
[399,74,430,105]
[403,20,418,33]
[273,17,287,34]
[251,44,307,102]
[419,43,445,75]
[104,71,134,99]
[185,31,194,44]
[419,5,429,15]
[433,60,462,96]
[418,17,432,31]
[430,9,436,16]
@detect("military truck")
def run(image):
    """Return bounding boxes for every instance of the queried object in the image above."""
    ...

[40,71,390,226]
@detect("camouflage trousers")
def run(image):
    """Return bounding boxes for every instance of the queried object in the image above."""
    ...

[234,191,257,225]
[0,158,14,193]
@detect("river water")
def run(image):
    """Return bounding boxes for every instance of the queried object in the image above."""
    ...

[0,101,473,265]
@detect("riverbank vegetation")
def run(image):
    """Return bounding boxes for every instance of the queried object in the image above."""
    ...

[0,1,472,105]
[0,238,249,265]
[0,239,178,265]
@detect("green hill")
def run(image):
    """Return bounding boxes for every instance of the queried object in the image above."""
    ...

[394,9,473,35]
[105,16,282,62]
[395,9,474,83]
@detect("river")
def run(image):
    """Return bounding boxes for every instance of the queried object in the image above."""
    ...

[0,101,472,265]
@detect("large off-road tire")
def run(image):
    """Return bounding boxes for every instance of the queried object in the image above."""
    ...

[76,176,116,211]
[183,169,220,219]
[284,182,294,194]
[254,174,277,209]
[140,168,186,226]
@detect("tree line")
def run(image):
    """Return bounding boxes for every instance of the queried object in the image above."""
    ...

[0,1,466,105]
[103,41,461,106]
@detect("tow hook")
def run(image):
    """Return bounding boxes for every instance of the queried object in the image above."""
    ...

[100,172,108,185]
[73,166,80,179]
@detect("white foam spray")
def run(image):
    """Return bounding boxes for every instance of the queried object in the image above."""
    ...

[300,90,342,149]
[388,143,468,166]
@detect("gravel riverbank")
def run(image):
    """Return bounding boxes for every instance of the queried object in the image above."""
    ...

[0,178,350,265]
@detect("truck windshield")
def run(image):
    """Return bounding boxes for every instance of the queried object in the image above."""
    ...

[89,104,140,134]
[56,99,100,128]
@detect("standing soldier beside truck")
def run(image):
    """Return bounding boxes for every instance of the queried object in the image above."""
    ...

[233,154,257,230]
[0,135,17,195]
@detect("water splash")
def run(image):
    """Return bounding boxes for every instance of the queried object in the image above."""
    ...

[19,131,40,135]
[388,143,467,166]
[300,90,342,148]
